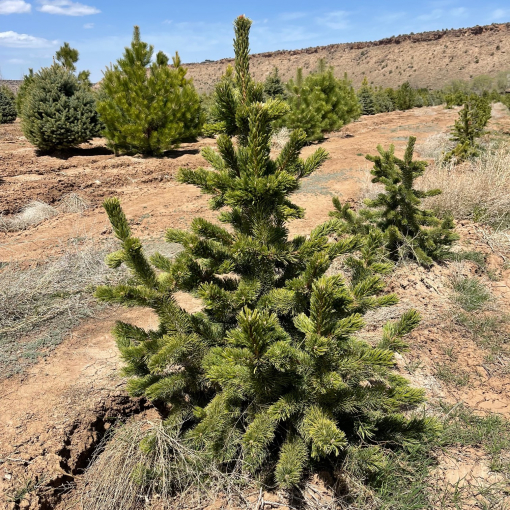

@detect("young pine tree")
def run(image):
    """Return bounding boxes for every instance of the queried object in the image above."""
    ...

[282,61,361,141]
[395,81,416,111]
[445,95,491,162]
[358,77,375,115]
[97,16,434,491]
[97,26,203,156]
[263,66,286,100]
[0,85,16,124]
[332,136,458,265]
[20,64,101,152]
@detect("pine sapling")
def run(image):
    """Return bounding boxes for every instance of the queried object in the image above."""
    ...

[97,16,436,493]
[332,136,458,265]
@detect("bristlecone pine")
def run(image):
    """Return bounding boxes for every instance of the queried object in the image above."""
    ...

[332,136,458,265]
[97,16,435,491]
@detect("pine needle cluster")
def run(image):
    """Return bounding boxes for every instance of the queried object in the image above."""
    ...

[332,137,458,265]
[97,16,436,491]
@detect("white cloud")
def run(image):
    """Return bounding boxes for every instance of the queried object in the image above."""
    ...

[0,30,57,47]
[83,22,94,28]
[0,0,31,14]
[162,19,172,24]
[416,9,443,22]
[8,57,26,63]
[317,11,350,30]
[37,0,100,16]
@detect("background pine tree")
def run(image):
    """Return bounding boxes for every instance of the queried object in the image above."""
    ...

[0,85,16,124]
[55,42,79,72]
[395,82,416,111]
[97,26,203,156]
[332,137,458,265]
[358,77,375,115]
[263,66,287,100]
[281,61,361,141]
[445,94,491,162]
[20,64,101,152]
[15,68,34,114]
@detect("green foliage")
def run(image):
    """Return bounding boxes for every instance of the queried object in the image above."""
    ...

[15,68,34,114]
[55,42,79,72]
[395,82,416,111]
[97,26,203,156]
[0,85,16,124]
[445,95,491,162]
[331,137,458,265]
[263,67,286,100]
[98,16,433,491]
[358,77,375,115]
[281,61,360,141]
[20,64,101,152]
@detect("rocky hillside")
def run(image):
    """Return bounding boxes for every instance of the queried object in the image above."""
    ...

[184,23,510,93]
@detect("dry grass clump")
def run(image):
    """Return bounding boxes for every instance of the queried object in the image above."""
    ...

[419,142,510,227]
[0,193,89,232]
[59,192,89,213]
[0,200,57,232]
[80,419,250,510]
[416,132,455,161]
[0,238,127,377]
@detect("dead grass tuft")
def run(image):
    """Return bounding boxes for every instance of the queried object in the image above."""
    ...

[0,238,126,377]
[0,200,57,232]
[59,192,89,213]
[416,132,455,162]
[419,142,510,227]
[80,419,250,510]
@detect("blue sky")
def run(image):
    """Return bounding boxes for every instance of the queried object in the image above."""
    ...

[1,0,509,81]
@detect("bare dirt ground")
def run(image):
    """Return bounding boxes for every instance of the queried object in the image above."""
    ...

[1,105,510,509]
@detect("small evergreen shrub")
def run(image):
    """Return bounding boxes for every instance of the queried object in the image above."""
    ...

[332,136,458,265]
[281,61,360,141]
[20,64,101,152]
[97,16,435,492]
[0,85,16,124]
[445,95,491,162]
[97,27,203,155]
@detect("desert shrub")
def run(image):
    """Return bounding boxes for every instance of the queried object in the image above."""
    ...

[20,64,101,152]
[445,95,491,162]
[281,61,360,141]
[332,136,458,265]
[0,85,16,124]
[420,142,510,227]
[97,16,433,493]
[263,66,286,99]
[97,27,203,156]
[358,76,375,115]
